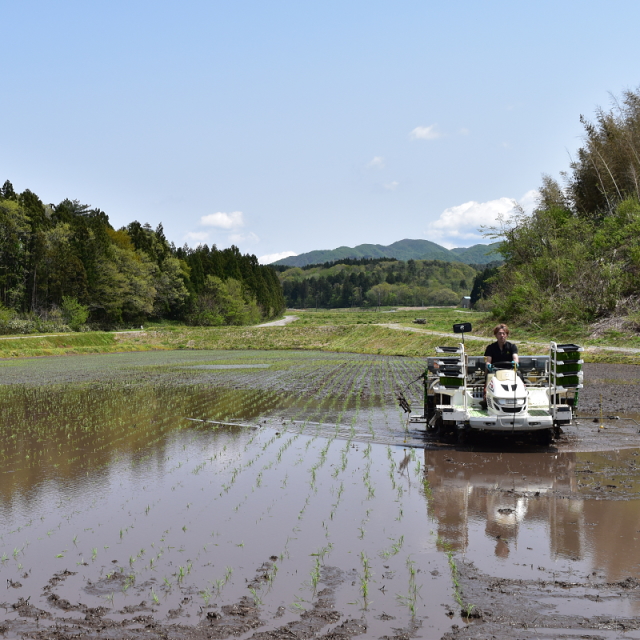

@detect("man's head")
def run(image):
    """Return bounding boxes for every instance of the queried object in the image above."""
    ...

[493,323,509,346]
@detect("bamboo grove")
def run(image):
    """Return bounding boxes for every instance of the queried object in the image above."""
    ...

[486,87,640,327]
[0,182,285,331]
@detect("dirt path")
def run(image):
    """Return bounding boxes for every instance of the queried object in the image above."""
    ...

[377,322,640,354]
[255,315,299,327]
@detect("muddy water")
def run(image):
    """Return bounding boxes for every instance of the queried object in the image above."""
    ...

[1,350,640,638]
[0,352,456,638]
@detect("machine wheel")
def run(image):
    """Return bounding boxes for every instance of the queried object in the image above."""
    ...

[538,428,553,446]
[432,415,444,436]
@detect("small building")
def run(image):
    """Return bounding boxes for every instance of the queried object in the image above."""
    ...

[460,296,471,309]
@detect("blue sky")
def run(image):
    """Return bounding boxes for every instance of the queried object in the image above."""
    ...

[2,1,639,262]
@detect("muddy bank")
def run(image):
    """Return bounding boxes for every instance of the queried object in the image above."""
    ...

[443,561,640,639]
[0,566,388,639]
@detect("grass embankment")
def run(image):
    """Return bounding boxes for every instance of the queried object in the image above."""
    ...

[0,332,140,359]
[0,307,639,363]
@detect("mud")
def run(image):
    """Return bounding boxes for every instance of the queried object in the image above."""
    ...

[1,351,640,638]
[579,363,640,413]
[443,561,640,639]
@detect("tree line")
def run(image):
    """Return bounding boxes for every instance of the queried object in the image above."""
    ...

[278,258,476,308]
[483,87,640,327]
[0,181,284,332]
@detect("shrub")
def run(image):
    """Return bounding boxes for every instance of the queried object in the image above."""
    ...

[61,296,90,331]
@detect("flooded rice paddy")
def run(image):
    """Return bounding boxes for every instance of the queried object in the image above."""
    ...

[0,350,640,639]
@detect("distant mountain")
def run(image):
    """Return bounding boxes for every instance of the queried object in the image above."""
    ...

[273,239,501,267]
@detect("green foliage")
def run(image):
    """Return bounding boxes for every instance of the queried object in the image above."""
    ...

[188,276,262,327]
[469,264,499,307]
[569,90,640,218]
[0,304,16,333]
[61,296,90,331]
[279,259,476,308]
[0,198,30,309]
[0,181,285,329]
[488,197,640,325]
[486,88,640,327]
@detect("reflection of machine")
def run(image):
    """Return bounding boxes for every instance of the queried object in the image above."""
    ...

[424,448,580,556]
[402,324,583,443]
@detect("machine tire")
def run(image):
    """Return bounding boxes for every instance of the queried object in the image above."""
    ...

[538,428,553,446]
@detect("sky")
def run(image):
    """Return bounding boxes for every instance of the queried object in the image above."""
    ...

[2,1,639,263]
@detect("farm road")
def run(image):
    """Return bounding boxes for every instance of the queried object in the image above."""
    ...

[255,314,299,327]
[378,322,640,355]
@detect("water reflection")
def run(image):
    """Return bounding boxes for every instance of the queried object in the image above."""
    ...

[0,383,293,514]
[424,448,640,581]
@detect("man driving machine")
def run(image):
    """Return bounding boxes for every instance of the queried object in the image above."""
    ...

[481,324,519,408]
[485,323,519,367]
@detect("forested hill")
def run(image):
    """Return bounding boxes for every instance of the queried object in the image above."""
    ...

[273,238,501,267]
[0,181,284,331]
[277,258,477,308]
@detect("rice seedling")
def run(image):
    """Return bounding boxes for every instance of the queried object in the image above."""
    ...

[0,349,450,630]
[359,551,372,609]
[248,586,263,605]
[380,534,404,559]
[200,587,212,605]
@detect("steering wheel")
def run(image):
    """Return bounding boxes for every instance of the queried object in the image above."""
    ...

[488,361,519,372]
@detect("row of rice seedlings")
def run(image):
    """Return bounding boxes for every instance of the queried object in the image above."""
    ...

[2,352,431,620]
[391,357,426,406]
[0,385,194,504]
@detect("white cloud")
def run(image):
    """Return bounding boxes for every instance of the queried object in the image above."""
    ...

[183,231,209,244]
[229,231,260,244]
[410,125,441,140]
[518,189,539,215]
[383,181,399,191]
[200,211,244,229]
[258,251,298,265]
[425,192,536,249]
[367,156,385,169]
[459,128,470,136]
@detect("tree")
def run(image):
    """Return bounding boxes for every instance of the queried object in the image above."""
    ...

[61,296,89,330]
[153,256,190,317]
[0,199,31,308]
[1,180,17,201]
[568,88,640,218]
[93,244,156,323]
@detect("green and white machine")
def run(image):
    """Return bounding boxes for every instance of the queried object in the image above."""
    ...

[410,323,582,443]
